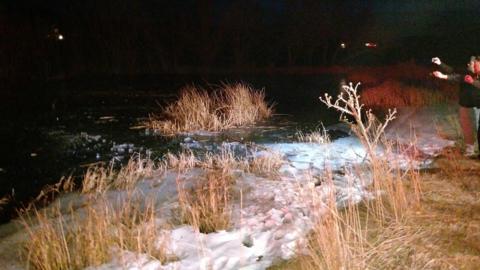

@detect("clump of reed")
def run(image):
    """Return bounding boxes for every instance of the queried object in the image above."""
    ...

[19,154,170,270]
[147,83,274,135]
[296,127,330,144]
[176,169,235,234]
[163,150,198,172]
[21,196,168,270]
[173,147,241,233]
[248,150,285,178]
[172,145,285,233]
[81,154,160,194]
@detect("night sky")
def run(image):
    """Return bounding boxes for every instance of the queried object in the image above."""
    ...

[1,0,480,82]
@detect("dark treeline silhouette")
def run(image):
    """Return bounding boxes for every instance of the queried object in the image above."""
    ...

[1,0,480,83]
[0,0,377,82]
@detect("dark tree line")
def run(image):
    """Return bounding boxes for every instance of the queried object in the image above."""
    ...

[0,0,376,80]
[1,0,479,81]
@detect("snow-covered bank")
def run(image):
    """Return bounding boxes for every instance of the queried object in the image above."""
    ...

[0,106,458,270]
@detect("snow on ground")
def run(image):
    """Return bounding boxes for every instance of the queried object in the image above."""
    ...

[88,107,456,270]
[0,106,458,270]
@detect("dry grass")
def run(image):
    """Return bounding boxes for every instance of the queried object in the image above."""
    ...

[201,147,247,172]
[271,82,479,270]
[248,150,285,178]
[82,154,161,194]
[289,158,424,270]
[176,169,235,233]
[21,196,168,270]
[270,82,429,269]
[163,150,198,172]
[19,154,171,270]
[360,80,457,108]
[146,83,274,135]
[296,127,330,144]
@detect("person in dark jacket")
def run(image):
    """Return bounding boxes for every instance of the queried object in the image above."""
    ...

[432,56,480,157]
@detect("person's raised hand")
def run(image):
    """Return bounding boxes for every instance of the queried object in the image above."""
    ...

[432,71,447,79]
[432,57,441,65]
[464,75,474,84]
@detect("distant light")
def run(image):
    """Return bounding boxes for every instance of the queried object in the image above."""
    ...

[365,42,377,48]
[340,42,346,49]
[58,34,64,40]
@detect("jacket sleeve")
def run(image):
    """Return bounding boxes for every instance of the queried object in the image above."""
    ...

[446,73,462,82]
[439,63,454,74]
[471,80,480,89]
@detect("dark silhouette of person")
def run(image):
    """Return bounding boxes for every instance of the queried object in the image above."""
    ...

[432,56,480,157]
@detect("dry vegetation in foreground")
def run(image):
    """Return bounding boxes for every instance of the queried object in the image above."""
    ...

[272,152,480,270]
[147,83,274,135]
[271,83,480,270]
[20,155,170,270]
[172,146,284,232]
[19,146,286,269]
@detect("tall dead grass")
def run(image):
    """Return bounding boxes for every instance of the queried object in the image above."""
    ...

[296,127,330,144]
[290,82,427,269]
[147,83,274,134]
[20,155,169,270]
[176,169,235,234]
[248,150,285,178]
[81,154,160,194]
[172,146,284,233]
[21,196,167,270]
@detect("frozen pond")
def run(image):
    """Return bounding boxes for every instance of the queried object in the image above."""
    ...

[0,74,341,222]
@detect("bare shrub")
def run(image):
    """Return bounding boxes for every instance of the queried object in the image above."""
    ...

[282,81,428,270]
[320,82,396,161]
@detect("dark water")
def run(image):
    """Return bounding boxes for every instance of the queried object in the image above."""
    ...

[0,74,343,222]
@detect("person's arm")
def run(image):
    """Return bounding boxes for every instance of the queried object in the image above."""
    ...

[439,63,455,74]
[433,71,461,81]
[432,57,454,73]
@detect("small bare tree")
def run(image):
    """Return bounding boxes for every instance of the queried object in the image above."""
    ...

[319,82,397,161]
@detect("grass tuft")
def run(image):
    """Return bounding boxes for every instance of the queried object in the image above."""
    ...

[147,83,274,134]
[177,169,234,233]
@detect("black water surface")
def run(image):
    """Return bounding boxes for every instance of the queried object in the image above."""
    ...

[0,74,344,222]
